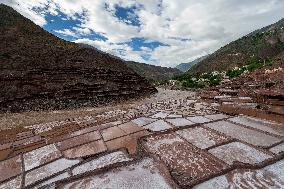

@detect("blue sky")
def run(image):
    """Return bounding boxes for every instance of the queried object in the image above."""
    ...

[3,0,284,67]
[44,12,107,42]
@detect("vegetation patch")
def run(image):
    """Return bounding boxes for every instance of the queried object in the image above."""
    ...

[171,56,273,89]
[226,57,272,78]
[173,72,223,89]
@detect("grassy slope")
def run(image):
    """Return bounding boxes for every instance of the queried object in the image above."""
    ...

[189,18,284,73]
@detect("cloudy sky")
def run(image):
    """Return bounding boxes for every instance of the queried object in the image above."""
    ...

[3,0,284,67]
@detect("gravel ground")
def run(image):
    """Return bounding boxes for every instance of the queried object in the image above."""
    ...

[0,88,195,131]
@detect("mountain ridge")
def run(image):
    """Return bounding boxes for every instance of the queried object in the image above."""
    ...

[125,61,182,82]
[78,43,182,82]
[189,18,284,73]
[0,4,157,112]
[176,55,208,72]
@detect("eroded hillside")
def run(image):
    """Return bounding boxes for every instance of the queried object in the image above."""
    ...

[0,4,157,113]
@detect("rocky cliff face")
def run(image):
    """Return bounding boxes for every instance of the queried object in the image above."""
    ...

[0,4,157,112]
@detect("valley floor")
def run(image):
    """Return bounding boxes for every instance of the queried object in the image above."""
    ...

[0,88,195,131]
[0,88,283,189]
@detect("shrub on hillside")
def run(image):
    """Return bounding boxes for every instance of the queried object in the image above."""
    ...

[226,56,272,78]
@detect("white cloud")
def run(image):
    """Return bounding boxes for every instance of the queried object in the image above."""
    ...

[72,27,92,35]
[2,0,284,67]
[2,0,48,26]
[54,29,78,37]
[73,38,147,63]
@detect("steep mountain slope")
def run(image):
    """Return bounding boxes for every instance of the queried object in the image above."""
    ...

[125,61,182,82]
[224,52,284,98]
[78,44,182,82]
[204,52,284,121]
[176,55,208,72]
[0,4,157,113]
[189,18,284,73]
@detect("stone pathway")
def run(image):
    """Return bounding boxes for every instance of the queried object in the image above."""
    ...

[0,92,283,188]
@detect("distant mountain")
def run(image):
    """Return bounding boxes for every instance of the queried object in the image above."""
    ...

[176,55,208,72]
[125,61,182,82]
[0,4,156,112]
[78,44,182,82]
[189,18,284,73]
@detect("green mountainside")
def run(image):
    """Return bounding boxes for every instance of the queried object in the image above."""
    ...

[189,18,284,73]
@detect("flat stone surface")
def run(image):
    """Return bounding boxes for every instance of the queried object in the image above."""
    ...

[205,121,281,147]
[270,143,284,155]
[131,117,157,126]
[25,158,80,186]
[219,89,238,94]
[209,142,272,165]
[101,126,126,141]
[69,121,122,137]
[130,130,151,139]
[2,88,283,189]
[118,122,144,135]
[97,121,123,129]
[186,116,212,123]
[193,159,284,189]
[105,130,150,155]
[228,116,284,136]
[0,175,21,189]
[33,172,70,189]
[41,184,56,189]
[176,127,229,149]
[59,158,175,189]
[67,125,99,138]
[166,118,195,127]
[106,135,136,154]
[65,121,122,137]
[56,131,101,151]
[41,123,79,136]
[144,133,227,186]
[0,155,22,182]
[268,105,284,115]
[66,127,99,138]
[0,148,12,161]
[11,141,46,157]
[151,112,169,119]
[63,140,107,159]
[214,95,232,100]
[167,114,183,118]
[144,120,172,132]
[238,96,252,100]
[204,114,229,120]
[24,144,61,171]
[72,151,132,175]
[238,103,258,108]
[13,135,42,148]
